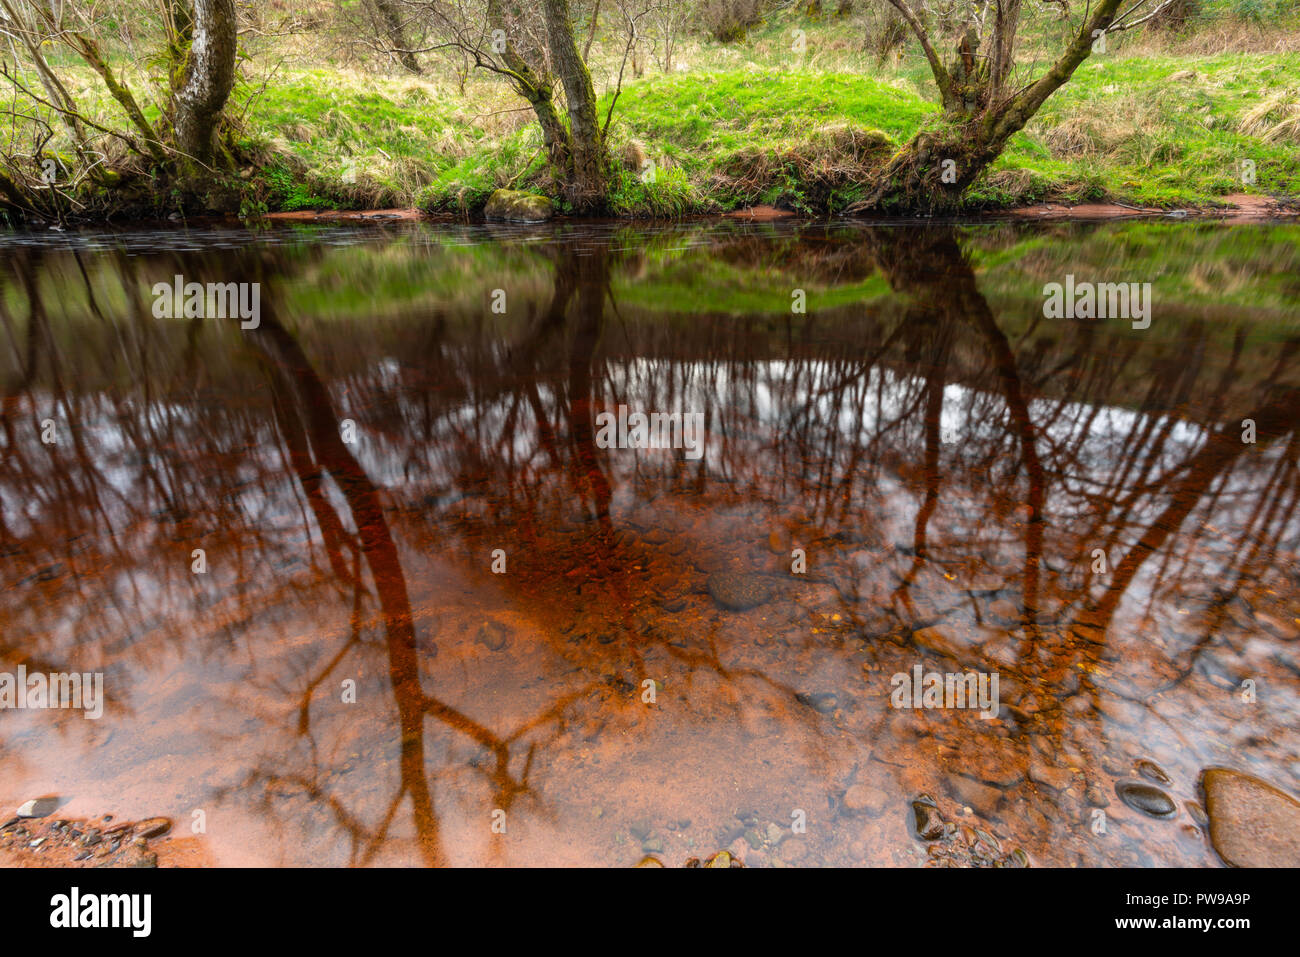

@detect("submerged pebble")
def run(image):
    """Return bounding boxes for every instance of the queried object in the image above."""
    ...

[706,572,772,611]
[796,691,838,714]
[911,794,945,841]
[1116,780,1177,818]
[475,620,510,651]
[1202,767,1300,867]
[16,797,60,819]
[1135,759,1171,785]
[136,817,172,840]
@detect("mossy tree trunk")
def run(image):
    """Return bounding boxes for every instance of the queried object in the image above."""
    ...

[370,0,422,74]
[541,0,610,212]
[172,0,238,175]
[485,0,573,187]
[860,0,1126,213]
[461,0,611,211]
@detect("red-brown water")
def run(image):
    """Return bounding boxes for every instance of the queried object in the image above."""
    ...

[1,219,1297,866]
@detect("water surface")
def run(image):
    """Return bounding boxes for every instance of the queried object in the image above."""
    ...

[1,218,1297,866]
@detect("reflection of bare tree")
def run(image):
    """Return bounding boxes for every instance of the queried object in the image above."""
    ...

[238,260,619,866]
[865,227,1053,689]
[251,300,443,865]
[1,221,1297,866]
[1090,371,1299,630]
[860,228,1298,783]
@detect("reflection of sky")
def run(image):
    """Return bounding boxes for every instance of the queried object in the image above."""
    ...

[3,344,1296,866]
[5,353,1289,547]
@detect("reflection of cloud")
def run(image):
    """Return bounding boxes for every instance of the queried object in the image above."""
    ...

[1,226,1297,867]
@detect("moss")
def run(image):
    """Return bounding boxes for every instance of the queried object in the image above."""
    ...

[418,54,1300,214]
[7,14,1300,219]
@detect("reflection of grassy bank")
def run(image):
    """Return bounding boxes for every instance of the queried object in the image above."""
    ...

[971,222,1300,332]
[6,222,1296,421]
[9,222,1296,328]
[14,219,1295,329]
[293,221,1300,329]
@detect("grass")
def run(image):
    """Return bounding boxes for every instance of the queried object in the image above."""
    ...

[8,8,1300,218]
[237,38,1299,216]
[992,52,1300,207]
[604,71,931,212]
[242,69,517,210]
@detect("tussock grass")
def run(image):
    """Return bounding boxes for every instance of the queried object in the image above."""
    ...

[716,121,895,211]
[6,7,1297,217]
[995,53,1300,206]
[1238,91,1300,143]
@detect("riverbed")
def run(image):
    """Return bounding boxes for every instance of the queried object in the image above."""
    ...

[1,217,1297,866]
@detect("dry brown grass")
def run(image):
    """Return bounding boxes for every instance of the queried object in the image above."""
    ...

[1123,18,1300,55]
[1038,100,1157,158]
[1237,90,1300,143]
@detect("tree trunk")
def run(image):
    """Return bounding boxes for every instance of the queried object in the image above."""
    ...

[487,0,572,184]
[530,91,575,177]
[988,0,1023,102]
[173,0,238,170]
[0,168,35,213]
[583,0,603,59]
[859,124,1004,214]
[862,0,1126,213]
[541,0,609,212]
[370,0,422,74]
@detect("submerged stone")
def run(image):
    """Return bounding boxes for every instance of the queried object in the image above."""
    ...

[136,817,172,840]
[796,691,838,713]
[1116,780,1177,818]
[1201,767,1300,867]
[476,620,510,651]
[706,571,772,611]
[843,783,888,815]
[1135,759,1171,785]
[911,794,945,840]
[16,796,60,818]
[704,849,743,868]
[483,189,553,223]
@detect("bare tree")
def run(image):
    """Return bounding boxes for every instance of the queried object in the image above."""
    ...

[415,0,614,210]
[367,0,424,73]
[647,0,691,73]
[856,0,1187,211]
[171,0,238,172]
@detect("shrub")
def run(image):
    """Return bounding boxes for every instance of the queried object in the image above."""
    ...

[698,0,767,43]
